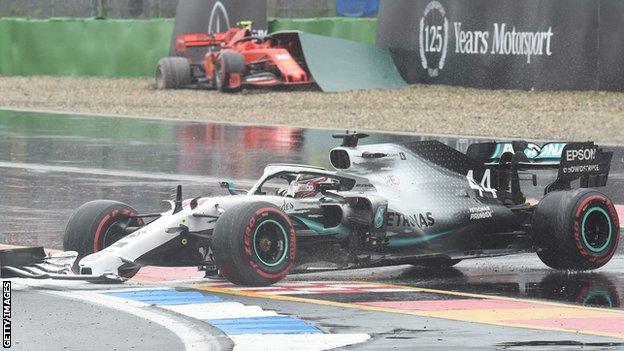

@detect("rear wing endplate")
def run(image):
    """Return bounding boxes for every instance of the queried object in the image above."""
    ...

[545,142,612,193]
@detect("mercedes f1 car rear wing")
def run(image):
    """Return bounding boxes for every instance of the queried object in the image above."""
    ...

[466,140,612,204]
[544,142,613,193]
[467,140,567,166]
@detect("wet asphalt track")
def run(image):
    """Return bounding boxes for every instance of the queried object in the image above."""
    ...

[15,289,186,351]
[1,109,624,350]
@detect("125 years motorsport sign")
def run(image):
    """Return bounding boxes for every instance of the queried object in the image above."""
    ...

[377,0,624,91]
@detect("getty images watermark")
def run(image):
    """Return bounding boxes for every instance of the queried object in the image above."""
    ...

[2,281,9,348]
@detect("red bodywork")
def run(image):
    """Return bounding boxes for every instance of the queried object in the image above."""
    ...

[174,28,312,90]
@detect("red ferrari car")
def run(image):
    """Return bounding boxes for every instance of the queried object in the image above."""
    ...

[155,26,313,92]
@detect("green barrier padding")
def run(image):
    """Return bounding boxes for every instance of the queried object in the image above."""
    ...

[297,32,406,92]
[0,21,10,74]
[0,18,173,77]
[269,17,377,44]
[0,17,380,77]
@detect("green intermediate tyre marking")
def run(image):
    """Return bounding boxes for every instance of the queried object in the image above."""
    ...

[253,219,288,267]
[581,207,613,253]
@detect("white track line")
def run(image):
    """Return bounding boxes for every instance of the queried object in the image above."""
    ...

[161,302,278,320]
[229,334,371,351]
[47,290,224,351]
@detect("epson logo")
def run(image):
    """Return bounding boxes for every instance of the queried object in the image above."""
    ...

[565,148,596,162]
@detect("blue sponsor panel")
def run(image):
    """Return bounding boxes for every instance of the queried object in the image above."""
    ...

[336,0,380,17]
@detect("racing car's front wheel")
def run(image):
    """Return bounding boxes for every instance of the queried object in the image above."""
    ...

[214,50,245,93]
[212,202,296,286]
[532,189,620,270]
[63,200,143,278]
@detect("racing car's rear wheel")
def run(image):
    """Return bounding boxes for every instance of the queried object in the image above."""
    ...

[155,57,191,89]
[214,50,245,93]
[63,200,144,278]
[212,202,296,286]
[532,189,620,270]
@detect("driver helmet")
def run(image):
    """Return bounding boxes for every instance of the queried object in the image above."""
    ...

[286,175,328,198]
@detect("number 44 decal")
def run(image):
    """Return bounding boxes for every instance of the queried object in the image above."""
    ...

[467,169,497,198]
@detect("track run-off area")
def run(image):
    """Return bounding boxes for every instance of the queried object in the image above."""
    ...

[1,109,624,350]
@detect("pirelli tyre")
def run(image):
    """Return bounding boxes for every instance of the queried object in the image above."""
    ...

[214,50,246,93]
[63,200,143,278]
[155,57,191,89]
[212,202,296,286]
[532,189,620,270]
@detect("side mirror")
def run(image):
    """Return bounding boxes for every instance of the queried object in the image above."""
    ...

[220,181,236,195]
[220,181,248,196]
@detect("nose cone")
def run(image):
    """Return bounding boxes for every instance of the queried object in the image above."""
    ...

[79,251,124,276]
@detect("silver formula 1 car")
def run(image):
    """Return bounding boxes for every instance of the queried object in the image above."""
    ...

[2,133,619,286]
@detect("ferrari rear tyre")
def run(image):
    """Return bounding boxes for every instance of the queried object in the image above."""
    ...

[532,189,620,270]
[63,200,143,278]
[215,50,245,93]
[212,202,296,286]
[155,57,191,89]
